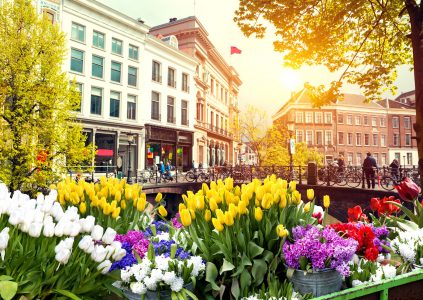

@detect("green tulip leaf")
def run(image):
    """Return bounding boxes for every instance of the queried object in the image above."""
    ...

[231,278,240,299]
[0,276,13,282]
[239,269,252,294]
[262,250,274,264]
[54,289,82,300]
[220,259,235,274]
[0,281,17,300]
[248,241,264,258]
[205,262,220,291]
[241,253,252,267]
[251,259,267,286]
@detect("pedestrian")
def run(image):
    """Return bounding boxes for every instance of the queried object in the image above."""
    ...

[337,155,345,174]
[389,159,400,181]
[363,152,378,189]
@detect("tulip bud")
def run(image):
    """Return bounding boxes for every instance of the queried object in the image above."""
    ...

[91,225,104,241]
[279,192,287,208]
[370,197,380,211]
[304,202,311,213]
[216,209,225,224]
[180,209,192,227]
[323,195,330,209]
[0,227,10,251]
[224,211,234,226]
[102,227,117,244]
[289,181,296,191]
[204,209,211,221]
[276,224,288,238]
[209,197,218,211]
[254,207,263,222]
[212,218,224,232]
[155,192,163,203]
[79,202,87,214]
[97,259,112,274]
[395,178,420,202]
[306,189,314,201]
[158,205,168,217]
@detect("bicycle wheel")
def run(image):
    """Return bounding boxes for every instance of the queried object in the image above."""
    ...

[199,173,209,183]
[336,173,348,186]
[346,173,361,188]
[380,176,395,191]
[185,171,196,182]
[149,173,158,184]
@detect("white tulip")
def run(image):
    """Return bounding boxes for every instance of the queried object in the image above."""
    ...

[19,222,30,233]
[55,248,71,265]
[0,227,10,250]
[105,245,114,259]
[43,215,53,226]
[70,222,81,237]
[78,235,93,252]
[28,222,43,238]
[63,237,74,249]
[62,221,73,236]
[48,190,58,201]
[33,210,45,223]
[112,248,126,262]
[24,199,37,211]
[102,228,116,244]
[82,216,95,233]
[91,245,107,262]
[86,242,95,254]
[41,196,54,213]
[97,259,112,274]
[64,207,79,222]
[43,221,55,237]
[8,210,24,226]
[36,193,44,205]
[50,202,64,221]
[91,225,104,241]
[54,222,65,237]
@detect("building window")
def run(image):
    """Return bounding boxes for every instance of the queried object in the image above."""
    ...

[407,153,413,165]
[338,132,344,145]
[181,100,188,126]
[182,73,189,92]
[295,112,303,123]
[404,116,411,129]
[128,66,137,86]
[393,133,400,146]
[405,133,412,146]
[372,116,377,126]
[168,68,176,87]
[210,78,214,94]
[92,31,104,49]
[305,112,313,123]
[70,48,84,73]
[128,44,139,60]
[347,133,353,145]
[356,133,361,146]
[325,131,332,145]
[381,153,387,166]
[306,130,313,145]
[315,112,322,124]
[348,153,354,165]
[75,83,83,111]
[381,134,386,147]
[392,116,399,128]
[111,61,121,83]
[346,115,353,125]
[296,130,303,143]
[152,61,161,82]
[356,153,362,165]
[109,91,120,118]
[324,112,332,124]
[364,134,370,146]
[363,115,369,125]
[338,114,344,124]
[374,153,379,164]
[90,87,102,115]
[91,55,104,78]
[71,22,85,42]
[127,95,136,120]
[43,10,55,24]
[167,96,175,123]
[151,91,160,120]
[112,38,122,55]
[373,134,378,146]
[380,117,386,127]
[316,131,323,145]
[355,115,361,125]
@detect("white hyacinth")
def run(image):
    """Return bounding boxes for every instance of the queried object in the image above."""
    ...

[162,271,176,285]
[121,266,133,282]
[170,276,184,292]
[143,276,157,291]
[155,255,170,271]
[130,282,147,295]
[188,255,206,277]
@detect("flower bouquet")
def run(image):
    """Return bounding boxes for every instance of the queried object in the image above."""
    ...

[283,225,358,296]
[390,228,423,273]
[346,258,397,288]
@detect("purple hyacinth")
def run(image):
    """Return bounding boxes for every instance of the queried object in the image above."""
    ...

[172,213,183,229]
[115,231,145,246]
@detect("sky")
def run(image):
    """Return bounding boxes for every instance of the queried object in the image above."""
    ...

[102,0,415,118]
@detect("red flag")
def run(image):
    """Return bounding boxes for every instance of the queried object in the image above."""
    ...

[230,46,242,55]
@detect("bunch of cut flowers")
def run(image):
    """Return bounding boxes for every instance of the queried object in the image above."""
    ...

[346,258,397,288]
[390,227,423,273]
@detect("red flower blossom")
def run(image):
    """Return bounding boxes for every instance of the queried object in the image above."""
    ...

[395,178,420,202]
[348,205,367,222]
[369,196,400,216]
[364,246,379,261]
[370,198,380,211]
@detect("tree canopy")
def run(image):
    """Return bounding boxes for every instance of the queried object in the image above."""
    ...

[0,0,94,193]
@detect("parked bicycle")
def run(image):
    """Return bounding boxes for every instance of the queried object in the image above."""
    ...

[185,168,210,182]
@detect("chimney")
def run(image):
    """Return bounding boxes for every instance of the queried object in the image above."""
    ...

[169,17,177,22]
[137,18,144,24]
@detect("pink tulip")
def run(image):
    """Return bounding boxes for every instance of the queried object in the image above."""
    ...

[395,178,420,201]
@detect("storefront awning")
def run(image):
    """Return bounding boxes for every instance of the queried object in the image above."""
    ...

[97,149,114,157]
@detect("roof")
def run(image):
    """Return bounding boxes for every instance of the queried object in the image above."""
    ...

[377,99,415,109]
[394,90,415,101]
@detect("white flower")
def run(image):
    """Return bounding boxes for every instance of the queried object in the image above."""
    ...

[163,271,176,285]
[121,266,133,282]
[0,227,10,250]
[131,264,149,282]
[155,255,170,271]
[63,237,74,249]
[41,196,54,213]
[143,276,157,291]
[81,216,95,233]
[19,222,30,233]
[91,225,104,241]
[62,220,74,236]
[43,221,56,237]
[69,222,81,237]
[398,244,416,263]
[352,280,364,287]
[130,282,147,295]
[188,256,206,277]
[381,264,396,279]
[91,245,107,262]
[156,232,170,241]
[150,268,163,283]
[170,276,184,292]
[78,235,94,253]
[54,222,65,237]
[97,259,112,274]
[105,245,115,259]
[112,248,126,262]
[50,202,64,221]
[28,222,42,238]
[55,248,71,265]
[64,206,79,222]
[102,227,116,244]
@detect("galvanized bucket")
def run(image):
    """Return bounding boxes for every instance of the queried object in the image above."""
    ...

[122,282,194,300]
[290,268,342,297]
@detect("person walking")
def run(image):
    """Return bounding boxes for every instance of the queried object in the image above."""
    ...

[337,155,345,174]
[389,159,400,182]
[363,152,378,189]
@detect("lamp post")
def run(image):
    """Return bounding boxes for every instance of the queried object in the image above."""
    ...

[127,133,134,184]
[238,142,243,166]
[287,123,295,179]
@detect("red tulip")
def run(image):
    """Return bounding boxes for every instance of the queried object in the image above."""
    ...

[395,178,420,201]
[370,198,380,211]
[364,246,379,261]
[348,205,367,222]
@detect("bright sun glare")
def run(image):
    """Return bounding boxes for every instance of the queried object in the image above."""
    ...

[280,69,302,91]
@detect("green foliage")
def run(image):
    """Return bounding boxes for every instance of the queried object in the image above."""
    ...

[0,0,94,194]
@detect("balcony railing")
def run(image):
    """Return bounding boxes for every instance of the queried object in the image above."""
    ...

[195,121,233,138]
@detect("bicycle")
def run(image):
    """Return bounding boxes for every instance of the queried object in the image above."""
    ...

[185,168,209,182]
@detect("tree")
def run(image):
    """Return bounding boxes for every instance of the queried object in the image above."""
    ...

[235,0,423,174]
[0,0,94,193]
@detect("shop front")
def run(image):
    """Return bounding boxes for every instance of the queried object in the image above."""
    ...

[145,125,193,171]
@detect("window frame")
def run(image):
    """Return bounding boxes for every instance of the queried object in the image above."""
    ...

[167,67,176,88]
[70,48,84,74]
[110,61,122,83]
[152,61,162,83]
[167,96,175,123]
[128,44,139,60]
[151,91,161,121]
[111,38,123,55]
[91,54,104,79]
[92,30,105,50]
[90,86,102,115]
[109,91,121,118]
[127,94,137,120]
[128,66,138,87]
[181,100,188,126]
[392,116,399,128]
[71,22,85,43]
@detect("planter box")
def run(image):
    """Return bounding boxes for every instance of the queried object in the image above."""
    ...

[314,269,423,300]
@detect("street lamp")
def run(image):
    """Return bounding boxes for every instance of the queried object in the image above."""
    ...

[127,133,135,184]
[237,142,243,166]
[287,123,295,178]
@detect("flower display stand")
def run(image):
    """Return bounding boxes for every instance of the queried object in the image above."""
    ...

[313,269,423,300]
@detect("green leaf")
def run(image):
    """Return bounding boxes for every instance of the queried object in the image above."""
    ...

[231,278,240,299]
[262,250,274,264]
[220,259,235,274]
[184,289,199,300]
[54,289,82,300]
[205,262,220,291]
[251,259,267,286]
[299,256,308,270]
[247,241,264,258]
[239,269,252,295]
[0,281,17,300]
[0,276,13,282]
[241,253,252,267]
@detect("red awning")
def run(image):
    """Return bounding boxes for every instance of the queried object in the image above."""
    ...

[97,149,114,157]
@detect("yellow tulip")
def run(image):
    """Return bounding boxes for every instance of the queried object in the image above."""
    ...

[224,212,234,226]
[281,180,288,189]
[261,193,272,209]
[180,209,192,226]
[202,182,210,194]
[179,203,187,213]
[238,200,248,215]
[273,191,280,204]
[255,207,263,222]
[209,197,218,211]
[79,202,86,214]
[276,224,288,238]
[120,200,127,210]
[307,189,315,201]
[204,209,212,221]
[292,191,301,205]
[137,197,146,212]
[155,192,163,203]
[216,209,225,224]
[279,193,287,208]
[212,218,224,232]
[234,186,241,196]
[158,205,168,217]
[228,203,238,219]
[115,190,122,202]
[255,187,264,201]
[289,181,296,191]
[111,200,118,211]
[189,209,196,220]
[304,201,311,213]
[323,195,330,208]
[210,181,217,191]
[125,188,132,200]
[225,177,233,191]
[49,184,56,190]
[112,207,121,219]
[196,195,205,210]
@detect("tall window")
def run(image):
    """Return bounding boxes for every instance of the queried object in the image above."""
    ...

[347,133,353,145]
[392,116,399,128]
[404,116,411,129]
[356,133,361,146]
[338,132,344,144]
[152,61,161,82]
[407,153,413,165]
[325,131,332,145]
[338,114,344,124]
[167,96,175,123]
[128,66,137,86]
[168,68,176,87]
[305,112,313,123]
[380,117,386,127]
[128,44,139,60]
[346,115,353,125]
[372,116,377,126]
[182,73,189,92]
[363,115,369,125]
[70,48,84,73]
[91,55,103,78]
[151,91,160,120]
[373,134,378,146]
[324,112,332,124]
[364,134,370,146]
[181,100,188,125]
[210,78,214,94]
[405,133,412,146]
[374,153,379,163]
[355,115,361,125]
[381,153,387,166]
[296,130,303,143]
[112,38,122,55]
[127,95,136,120]
[381,134,386,147]
[393,133,400,146]
[315,112,322,124]
[306,130,313,145]
[316,131,323,145]
[356,153,362,165]
[90,87,102,115]
[71,22,85,42]
[92,31,104,49]
[111,61,121,83]
[295,112,303,123]
[75,83,83,111]
[109,91,120,118]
